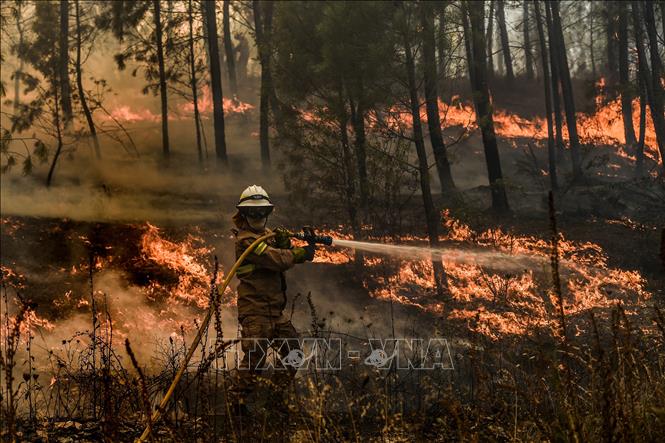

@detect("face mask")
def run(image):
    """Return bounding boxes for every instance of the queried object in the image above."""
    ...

[247,216,267,231]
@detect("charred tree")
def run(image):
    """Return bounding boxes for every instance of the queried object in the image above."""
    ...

[75,0,100,159]
[188,0,203,163]
[605,1,619,85]
[253,0,274,171]
[618,1,636,148]
[523,1,534,80]
[421,3,455,192]
[544,1,564,161]
[204,0,228,165]
[486,0,495,80]
[349,93,369,222]
[464,1,510,213]
[153,0,170,159]
[402,9,450,300]
[336,82,363,267]
[633,3,652,177]
[223,0,238,98]
[496,0,514,83]
[534,0,557,191]
[643,0,665,172]
[636,74,647,178]
[550,0,582,180]
[59,0,73,125]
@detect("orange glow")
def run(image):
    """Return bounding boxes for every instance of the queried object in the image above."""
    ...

[139,222,221,308]
[315,213,651,340]
[104,87,254,124]
[107,105,162,123]
[180,86,255,116]
[369,92,658,165]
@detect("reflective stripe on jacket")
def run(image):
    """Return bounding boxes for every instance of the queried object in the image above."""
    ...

[232,212,296,318]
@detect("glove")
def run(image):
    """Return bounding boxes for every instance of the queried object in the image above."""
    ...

[292,244,316,263]
[274,227,292,249]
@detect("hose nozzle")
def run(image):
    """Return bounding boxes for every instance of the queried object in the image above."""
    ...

[293,226,333,246]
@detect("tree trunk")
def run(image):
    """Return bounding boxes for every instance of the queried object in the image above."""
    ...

[523,1,534,79]
[253,0,273,171]
[618,1,636,148]
[463,5,476,84]
[337,82,363,268]
[13,1,24,112]
[403,19,450,301]
[188,0,203,164]
[589,1,596,79]
[465,1,510,213]
[605,1,618,84]
[200,0,211,71]
[339,112,358,239]
[496,0,514,82]
[223,0,238,98]
[643,0,665,172]
[204,0,228,165]
[421,4,456,192]
[153,0,170,159]
[75,0,100,159]
[550,0,582,180]
[534,0,557,191]
[59,0,72,125]
[635,75,647,178]
[544,1,564,162]
[436,6,448,97]
[633,2,653,177]
[486,0,495,80]
[47,72,64,188]
[349,94,369,223]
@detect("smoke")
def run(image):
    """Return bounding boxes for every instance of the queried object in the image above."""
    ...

[0,133,287,224]
[13,269,240,369]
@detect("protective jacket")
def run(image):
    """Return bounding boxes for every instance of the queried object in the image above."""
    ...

[232,211,296,319]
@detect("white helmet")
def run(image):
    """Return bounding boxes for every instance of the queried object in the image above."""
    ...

[237,185,273,208]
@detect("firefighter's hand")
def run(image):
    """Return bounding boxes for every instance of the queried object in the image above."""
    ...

[303,244,316,261]
[274,227,292,249]
[292,245,316,263]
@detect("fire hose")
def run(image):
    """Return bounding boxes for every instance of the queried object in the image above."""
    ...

[137,228,333,442]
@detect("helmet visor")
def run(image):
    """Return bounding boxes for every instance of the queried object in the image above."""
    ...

[239,206,274,219]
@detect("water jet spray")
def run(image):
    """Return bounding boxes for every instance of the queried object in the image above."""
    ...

[288,227,547,271]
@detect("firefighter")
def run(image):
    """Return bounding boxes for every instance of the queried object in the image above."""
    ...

[230,185,315,414]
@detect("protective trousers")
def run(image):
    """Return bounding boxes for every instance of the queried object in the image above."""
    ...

[234,314,300,402]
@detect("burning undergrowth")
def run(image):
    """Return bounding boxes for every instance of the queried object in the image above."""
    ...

[0,211,655,347]
[1,213,663,441]
[312,211,653,340]
[0,219,230,348]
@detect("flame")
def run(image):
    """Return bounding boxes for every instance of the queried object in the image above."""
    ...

[180,86,254,116]
[0,297,55,343]
[139,222,221,308]
[3,215,653,344]
[104,87,255,124]
[308,90,658,167]
[1,217,24,236]
[314,212,651,340]
[106,105,162,123]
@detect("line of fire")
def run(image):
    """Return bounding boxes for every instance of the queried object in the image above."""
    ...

[1,1,664,441]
